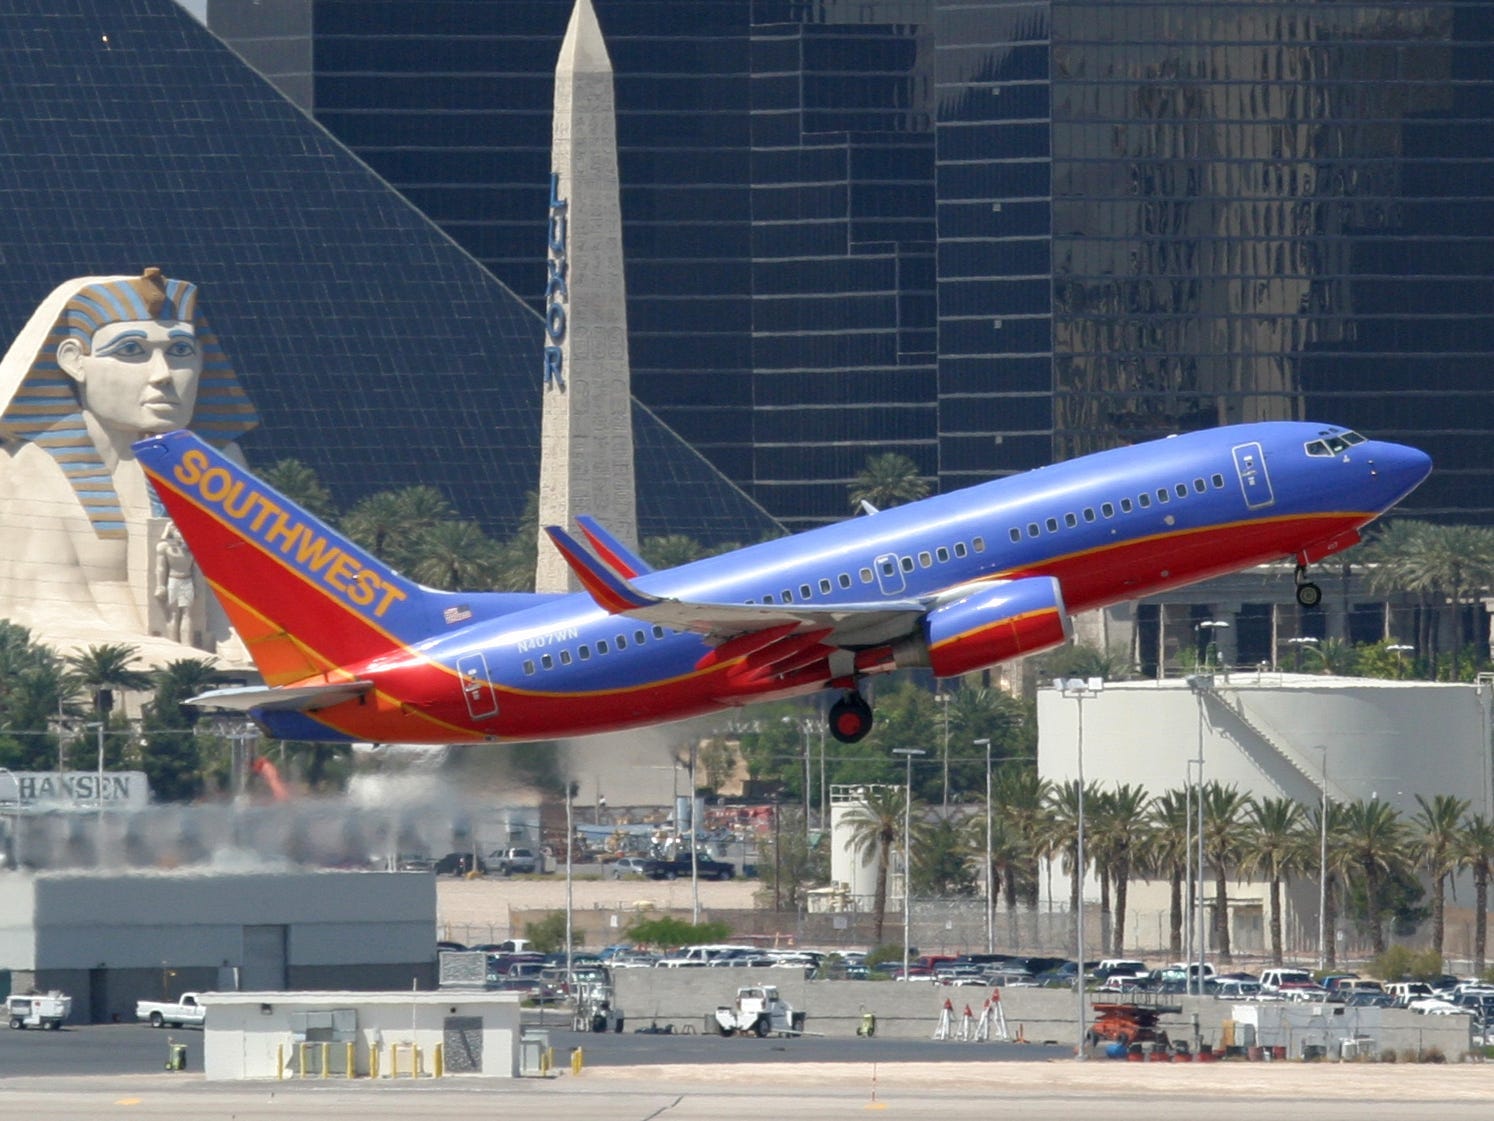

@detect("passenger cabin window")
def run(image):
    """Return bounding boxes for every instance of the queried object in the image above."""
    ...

[1009,528,1021,543]
[1193,478,1206,493]
[781,591,792,603]
[936,546,949,563]
[579,645,591,660]
[635,629,646,644]
[615,635,627,650]
[839,573,852,589]
[860,567,874,583]
[542,654,554,670]
[1174,483,1188,498]
[1045,517,1058,533]
[879,559,896,577]
[1083,508,1096,522]
[597,640,609,654]
[1027,523,1040,538]
[523,659,536,675]
[1064,513,1078,528]
[819,579,832,594]
[918,552,932,568]
[901,556,914,573]
[1211,473,1225,488]
[1120,498,1133,513]
[1101,502,1115,518]
[800,583,812,599]
[953,543,967,558]
[652,625,665,639]
[1156,488,1170,503]
[559,650,572,665]
[1138,493,1151,508]
[973,537,985,552]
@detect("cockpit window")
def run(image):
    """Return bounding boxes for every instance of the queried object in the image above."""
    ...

[1305,430,1366,457]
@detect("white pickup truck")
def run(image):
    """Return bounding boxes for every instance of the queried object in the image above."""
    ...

[135,992,208,1029]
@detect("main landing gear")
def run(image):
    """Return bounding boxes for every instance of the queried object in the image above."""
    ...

[1294,563,1322,608]
[828,691,873,744]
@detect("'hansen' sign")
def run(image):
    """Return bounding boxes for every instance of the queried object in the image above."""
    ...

[0,771,149,809]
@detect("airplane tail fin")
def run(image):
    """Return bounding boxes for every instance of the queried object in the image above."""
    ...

[134,430,436,684]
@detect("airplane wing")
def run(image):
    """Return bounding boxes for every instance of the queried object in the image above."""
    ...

[188,681,375,713]
[543,524,926,648]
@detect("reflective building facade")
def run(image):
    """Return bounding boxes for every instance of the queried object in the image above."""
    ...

[0,1,778,548]
[209,0,1494,528]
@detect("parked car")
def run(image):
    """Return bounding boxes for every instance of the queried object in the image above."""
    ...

[488,848,540,875]
[433,851,486,876]
[1259,967,1315,994]
[644,855,735,881]
[605,856,651,880]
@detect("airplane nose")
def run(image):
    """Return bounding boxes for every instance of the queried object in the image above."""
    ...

[1371,442,1433,503]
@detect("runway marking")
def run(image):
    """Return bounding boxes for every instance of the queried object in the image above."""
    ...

[113,1098,142,1106]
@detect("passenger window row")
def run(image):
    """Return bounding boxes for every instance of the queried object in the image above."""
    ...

[1006,473,1228,544]
[751,536,988,607]
[522,623,670,676]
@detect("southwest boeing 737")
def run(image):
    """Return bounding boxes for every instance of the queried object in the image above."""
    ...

[132,422,1430,746]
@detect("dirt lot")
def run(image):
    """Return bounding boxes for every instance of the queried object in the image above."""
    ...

[436,871,760,941]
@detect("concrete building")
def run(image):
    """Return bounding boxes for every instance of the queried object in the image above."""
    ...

[1039,675,1494,956]
[0,869,436,1023]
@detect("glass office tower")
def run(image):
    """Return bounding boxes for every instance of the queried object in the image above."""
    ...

[213,0,1494,526]
[0,1,778,547]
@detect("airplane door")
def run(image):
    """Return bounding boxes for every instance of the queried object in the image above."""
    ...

[457,653,499,720]
[874,552,906,596]
[1232,442,1275,510]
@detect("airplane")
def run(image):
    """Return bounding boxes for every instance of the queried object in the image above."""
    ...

[131,421,1431,746]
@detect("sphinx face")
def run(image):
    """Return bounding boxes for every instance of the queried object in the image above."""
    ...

[71,318,203,436]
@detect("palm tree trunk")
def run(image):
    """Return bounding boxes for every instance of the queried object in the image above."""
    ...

[1113,862,1129,955]
[1168,869,1183,958]
[1269,875,1283,965]
[1003,867,1019,949]
[872,846,889,946]
[1365,865,1387,956]
[1213,866,1232,963]
[1325,873,1340,968]
[1099,867,1112,956]
[1476,870,1489,974]
[1432,875,1446,958]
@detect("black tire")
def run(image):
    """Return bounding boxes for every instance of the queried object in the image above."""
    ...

[666,870,678,881]
[752,1016,769,1038]
[149,1011,164,1028]
[47,1020,60,1031]
[614,1018,624,1034]
[1297,581,1322,608]
[8,1017,21,1030]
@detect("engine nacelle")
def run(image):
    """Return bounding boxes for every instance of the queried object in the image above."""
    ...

[892,576,1072,678]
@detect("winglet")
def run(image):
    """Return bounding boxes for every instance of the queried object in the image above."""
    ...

[575,515,653,577]
[544,525,659,614]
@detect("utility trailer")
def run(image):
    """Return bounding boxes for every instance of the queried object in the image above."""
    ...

[7,991,71,1030]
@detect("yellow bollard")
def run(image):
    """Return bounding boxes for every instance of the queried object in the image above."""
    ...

[277,1043,285,1081]
[369,1043,380,1080]
[320,1041,329,1079]
[542,1046,553,1075]
[570,1047,584,1075]
[298,1041,309,1079]
[346,1041,355,1079]
[433,1042,444,1079]
[413,1044,423,1078]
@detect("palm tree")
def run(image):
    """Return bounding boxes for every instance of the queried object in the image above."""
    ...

[843,785,907,945]
[0,623,74,771]
[406,520,502,590]
[913,816,976,897]
[1411,793,1471,959]
[1458,813,1494,973]
[992,765,1050,946]
[1046,779,1100,947]
[1089,783,1149,955]
[1144,789,1190,958]
[139,658,221,802]
[64,643,153,717]
[848,452,929,511]
[259,458,337,521]
[1305,799,1354,969]
[1200,782,1251,963]
[1340,799,1411,955]
[1240,796,1306,965]
[641,534,707,569]
[341,490,409,560]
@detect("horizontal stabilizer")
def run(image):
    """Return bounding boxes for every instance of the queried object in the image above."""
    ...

[187,681,374,713]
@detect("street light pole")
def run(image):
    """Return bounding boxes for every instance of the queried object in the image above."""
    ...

[1056,677,1103,1061]
[1316,746,1329,971]
[974,738,993,953]
[1186,674,1211,996]
[937,694,951,811]
[892,747,925,983]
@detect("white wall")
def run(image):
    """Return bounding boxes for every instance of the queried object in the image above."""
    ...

[199,991,521,1079]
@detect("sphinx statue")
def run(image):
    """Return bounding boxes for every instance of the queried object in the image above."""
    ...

[0,269,258,663]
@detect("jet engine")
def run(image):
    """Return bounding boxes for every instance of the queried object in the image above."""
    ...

[892,576,1071,677]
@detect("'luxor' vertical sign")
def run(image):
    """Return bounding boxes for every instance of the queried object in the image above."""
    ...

[544,172,569,390]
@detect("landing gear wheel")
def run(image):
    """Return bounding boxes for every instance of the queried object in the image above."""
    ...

[1295,562,1322,608]
[828,693,873,744]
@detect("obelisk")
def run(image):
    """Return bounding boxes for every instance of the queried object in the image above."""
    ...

[535,0,639,593]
